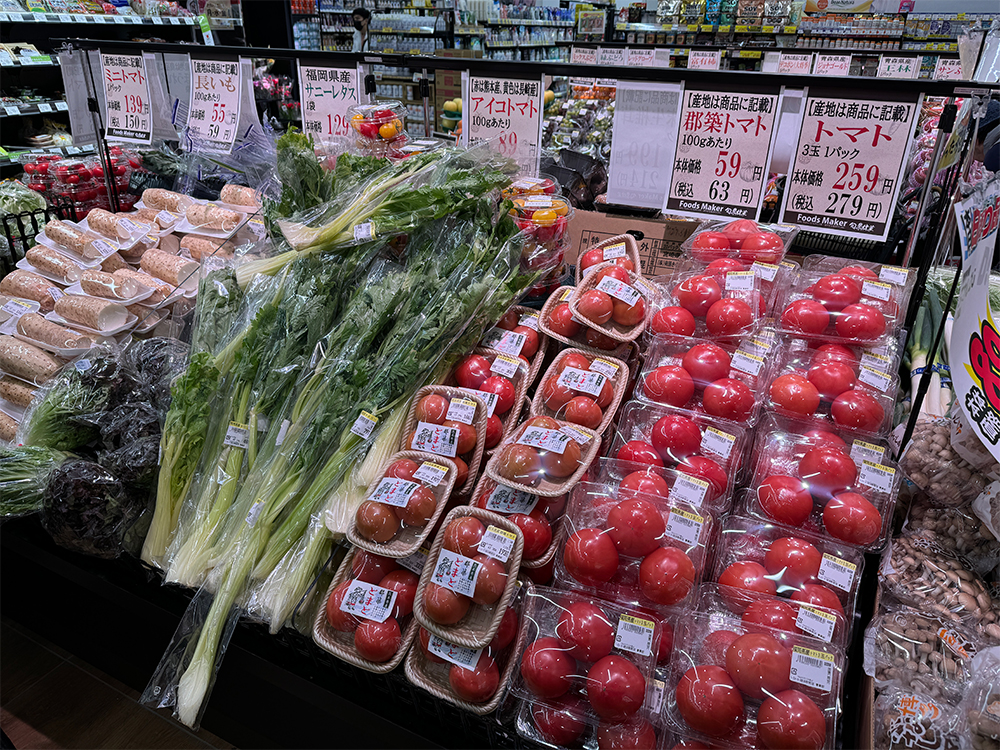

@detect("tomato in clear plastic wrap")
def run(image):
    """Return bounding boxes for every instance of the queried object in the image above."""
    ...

[653,617,674,664]
[725,632,792,700]
[617,440,664,467]
[531,696,587,746]
[675,665,745,737]
[351,551,399,584]
[741,231,784,263]
[682,343,732,387]
[480,375,516,415]
[354,617,402,662]
[384,459,419,481]
[651,414,703,462]
[326,581,362,632]
[443,420,477,455]
[651,306,697,337]
[698,630,740,666]
[757,690,827,750]
[770,374,821,416]
[525,556,555,585]
[674,275,723,317]
[513,325,539,358]
[807,358,857,402]
[455,354,493,389]
[644,366,696,407]
[835,303,886,340]
[596,720,657,750]
[706,257,746,274]
[804,428,848,448]
[556,352,591,374]
[415,394,450,424]
[395,484,437,527]
[811,274,861,312]
[618,470,671,500]
[587,654,646,721]
[703,378,754,422]
[607,497,666,556]
[831,390,884,432]
[556,601,615,661]
[443,517,485,557]
[718,561,778,607]
[579,290,615,324]
[812,343,859,367]
[521,636,577,698]
[639,546,695,605]
[587,327,621,351]
[823,492,882,545]
[690,230,731,260]
[423,583,470,624]
[564,528,620,585]
[356,500,400,542]
[449,653,500,703]
[542,438,583,478]
[677,455,727,499]
[528,415,561,430]
[485,415,503,448]
[741,599,798,632]
[758,475,814,526]
[543,376,575,411]
[498,444,543,486]
[471,554,507,606]
[791,584,845,616]
[565,396,603,429]
[781,299,830,335]
[841,265,878,279]
[764,537,822,590]
[379,569,419,619]
[548,302,582,338]
[668,742,712,750]
[706,298,754,337]
[510,507,552,559]
[419,627,446,663]
[798,447,858,498]
[490,606,518,653]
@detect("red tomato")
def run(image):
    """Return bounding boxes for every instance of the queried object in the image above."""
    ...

[498,444,543,486]
[472,554,507,605]
[449,653,499,703]
[496,310,520,330]
[682,343,732,387]
[807,359,857,401]
[764,537,822,590]
[578,290,614,324]
[617,440,664,467]
[396,485,436,527]
[542,438,582,478]
[351,551,399,584]
[781,299,830,335]
[725,632,792,700]
[718,561,778,605]
[703,378,754,422]
[548,302,582,338]
[677,455,727,499]
[555,601,615,661]
[758,475,814,526]
[455,354,493,389]
[607,497,666,556]
[669,742,711,750]
[811,274,861,312]
[415,394,450,424]
[587,655,646,721]
[804,428,848,448]
[453,456,469,487]
[480,375,516,415]
[812,343,859,367]
[510,507,552,559]
[385,459,419,481]
[354,617,402,662]
[596,720,657,750]
[443,420,478,456]
[705,257,746,274]
[674,275,723,317]
[791,584,845,616]
[639,547,695,605]
[485,415,503,448]
[675,665,745,737]
[643,366,695,407]
[525,556,555,585]
[823,492,882,545]
[840,265,878,279]
[651,414,703,462]
[654,617,674,664]
[521,637,576,698]
[490,607,518,653]
[423,584,470,625]
[612,296,645,327]
[556,352,591,373]
[741,599,799,633]
[835,303,886,340]
[831,390,884,432]
[723,219,759,249]
[543,376,575,411]
[565,396,603,429]
[594,265,631,285]
[513,325,540,358]
[379,569,418,620]
[799,447,858,497]
[581,247,608,272]
[706,298,753,337]
[596,376,615,410]
[690,230,731,261]
[355,500,400,542]
[619,470,671,500]
[325,581,361,632]
[699,630,740,666]
[651,306,697,337]
[587,328,620,350]
[770,374,821,416]
[564,528,620,585]
[757,690,827,750]
[419,627,445,663]
[531,697,587,746]
[528,416,561,429]
[443,517,486,557]
[741,231,784,264]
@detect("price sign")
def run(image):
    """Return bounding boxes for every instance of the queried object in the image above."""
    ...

[877,56,918,79]
[934,57,963,80]
[570,47,597,65]
[779,92,920,241]
[188,58,242,153]
[626,48,655,67]
[297,63,358,142]
[688,50,721,70]
[466,75,544,175]
[814,54,851,76]
[665,89,780,220]
[779,53,814,74]
[597,47,626,67]
[100,53,152,144]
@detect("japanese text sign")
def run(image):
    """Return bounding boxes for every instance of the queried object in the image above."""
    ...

[779,93,920,241]
[877,56,918,79]
[188,58,242,153]
[598,47,626,67]
[101,53,152,144]
[298,63,358,141]
[688,50,721,70]
[814,54,851,77]
[779,53,814,75]
[934,58,964,80]
[570,47,597,65]
[665,89,780,220]
[466,75,543,175]
[627,48,656,67]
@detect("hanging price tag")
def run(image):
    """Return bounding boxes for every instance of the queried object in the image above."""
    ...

[557,366,607,397]
[446,397,478,425]
[517,426,570,454]
[187,58,243,153]
[479,525,516,563]
[428,635,483,669]
[370,477,419,508]
[796,606,837,642]
[413,461,449,487]
[817,553,856,591]
[482,327,527,356]
[663,508,704,546]
[489,353,521,379]
[859,460,895,493]
[432,549,481,597]
[790,646,835,691]
[297,63,359,141]
[701,427,736,459]
[223,421,250,449]
[672,474,709,505]
[615,614,656,656]
[100,52,152,145]
[595,277,641,306]
[410,421,460,457]
[340,580,397,623]
[485,485,538,514]
[350,410,378,439]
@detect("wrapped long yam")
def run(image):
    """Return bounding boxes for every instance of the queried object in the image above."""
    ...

[0,335,63,384]
[54,295,129,333]
[17,313,92,350]
[25,246,83,284]
[113,269,171,304]
[128,206,177,229]
[140,249,198,291]
[180,235,235,261]
[80,270,139,301]
[42,220,110,260]
[0,376,36,409]
[0,412,17,443]
[220,183,258,207]
[0,270,63,313]
[87,208,138,240]
[186,203,241,232]
[142,188,191,213]
[99,253,128,274]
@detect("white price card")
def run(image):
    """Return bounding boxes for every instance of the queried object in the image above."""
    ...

[297,63,358,142]
[813,54,851,77]
[796,606,837,643]
[595,276,641,306]
[428,635,483,669]
[934,57,963,81]
[878,266,909,286]
[818,553,856,592]
[877,57,918,79]
[557,366,607,397]
[353,222,372,241]
[36,102,52,113]
[489,354,521,380]
[626,49,655,67]
[665,89,780,221]
[779,53,813,75]
[55,101,68,111]
[187,58,242,153]
[340,580,397,623]
[398,546,429,574]
[482,327,527,356]
[485,485,538,514]
[413,461,449,487]
[517,426,570,454]
[223,421,250,449]
[790,646,835,692]
[615,614,655,656]
[350,410,378,439]
[461,388,498,418]
[597,47,625,67]
[446,397,478,425]
[862,279,892,301]
[731,350,765,377]
[850,440,885,465]
[589,358,620,379]
[859,460,895,493]
[3,106,20,116]
[663,508,704,546]
[672,474,709,505]
[432,549,481,597]
[410,421,460,458]
[688,50,721,70]
[858,365,893,392]
[465,75,544,175]
[370,477,419,508]
[701,426,736,459]
[479,525,516,563]
[100,52,152,144]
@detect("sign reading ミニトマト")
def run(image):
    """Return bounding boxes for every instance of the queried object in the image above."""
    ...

[665,89,780,220]
[466,76,543,175]
[298,63,358,141]
[187,58,242,153]
[779,93,921,241]
[100,53,152,144]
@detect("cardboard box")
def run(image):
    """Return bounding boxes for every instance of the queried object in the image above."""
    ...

[568,209,701,277]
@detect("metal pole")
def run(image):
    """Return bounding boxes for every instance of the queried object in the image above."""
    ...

[420,69,430,137]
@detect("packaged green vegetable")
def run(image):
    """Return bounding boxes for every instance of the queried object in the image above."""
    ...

[0,445,66,518]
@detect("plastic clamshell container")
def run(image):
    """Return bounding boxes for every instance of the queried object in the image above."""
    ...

[680,218,798,266]
[446,347,531,455]
[532,348,629,435]
[778,334,902,375]
[35,231,116,270]
[800,254,917,313]
[539,286,634,359]
[575,233,643,285]
[667,256,795,321]
[348,101,408,143]
[655,265,765,343]
[501,174,561,200]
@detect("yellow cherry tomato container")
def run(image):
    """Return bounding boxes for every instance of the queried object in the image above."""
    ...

[347,102,409,156]
[501,173,561,201]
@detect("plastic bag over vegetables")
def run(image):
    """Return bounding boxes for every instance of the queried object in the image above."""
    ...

[0,445,67,518]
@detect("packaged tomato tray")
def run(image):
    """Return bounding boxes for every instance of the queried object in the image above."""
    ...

[575,234,643,286]
[709,515,865,636]
[553,478,713,611]
[584,456,732,516]
[662,611,843,750]
[665,256,796,320]
[539,286,635,358]
[469,476,566,566]
[681,218,799,266]
[779,335,902,376]
[532,348,629,434]
[448,348,531,452]
[479,305,548,382]
[515,699,662,750]
[652,266,765,342]
[800,255,917,313]
[569,266,655,345]
[501,174,561,200]
[508,195,574,271]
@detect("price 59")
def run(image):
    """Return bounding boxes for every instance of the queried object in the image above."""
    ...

[833,162,880,193]
[716,150,741,178]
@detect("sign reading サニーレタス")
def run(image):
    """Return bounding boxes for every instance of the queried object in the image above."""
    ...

[100,53,152,144]
[951,174,1000,459]
[297,64,358,141]
[779,93,920,241]
[187,58,242,153]
[665,89,780,220]
[466,76,543,174]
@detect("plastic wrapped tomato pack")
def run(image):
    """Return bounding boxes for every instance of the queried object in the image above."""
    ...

[490,304,548,384]
[532,348,629,434]
[662,612,843,750]
[779,335,901,376]
[448,348,531,453]
[800,255,917,314]
[681,218,798,266]
[554,479,713,611]
[654,266,764,342]
[469,476,566,567]
[501,174,561,200]
[514,696,662,750]
[575,234,643,286]
[585,456,732,516]
[539,286,634,358]
[667,256,796,320]
[569,266,654,344]
[509,195,573,271]
[347,102,409,156]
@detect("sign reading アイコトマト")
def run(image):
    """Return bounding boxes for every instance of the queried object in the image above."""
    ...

[779,93,921,241]
[466,76,543,175]
[187,58,242,153]
[298,63,358,141]
[101,53,152,144]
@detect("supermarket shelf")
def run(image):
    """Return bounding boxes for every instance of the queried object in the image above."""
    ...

[615,21,798,33]
[317,6,354,11]
[373,27,442,34]
[455,27,486,34]
[0,11,242,25]
[797,28,903,37]
[485,40,570,48]
[1,100,69,118]
[0,143,95,168]
[483,19,573,27]
[321,27,356,32]
[0,55,59,67]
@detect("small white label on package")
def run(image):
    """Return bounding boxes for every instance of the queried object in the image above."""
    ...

[860,350,893,372]
[410,421,460,457]
[559,287,573,302]
[461,388,498,418]
[560,425,592,444]
[596,276,640,306]
[517,426,570,454]
[796,606,838,643]
[724,270,756,291]
[614,614,656,657]
[353,222,373,241]
[432,549,481,597]
[48,287,64,301]
[2,299,33,318]
[790,646,835,692]
[602,241,627,260]
[818,553,856,592]
[664,508,704,546]
[397,546,429,574]
[489,353,521,379]
[482,327,527,356]
[634,277,657,299]
[861,279,892,302]
[245,500,264,526]
[589,358,620,379]
[518,312,540,331]
[479,525,517,563]
[751,262,779,282]
[743,337,774,356]
[485,485,538,514]
[731,350,765,377]
[512,177,545,189]
[118,218,140,234]
[275,419,290,447]
[413,461,449,487]
[370,477,419,508]
[850,440,885,465]
[156,210,177,226]
[858,365,893,393]
[672,474,709,505]
[428,635,482,669]
[74,359,92,372]
[92,239,117,258]
[446,397,478,425]
[350,410,378,439]
[247,218,266,239]
[878,266,909,286]
[701,427,736,459]
[223,421,250,449]
[557,366,607,397]
[649,679,665,714]
[524,196,553,208]
[859,460,895,493]
[340,579,397,623]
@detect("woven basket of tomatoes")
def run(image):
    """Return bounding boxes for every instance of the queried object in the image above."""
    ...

[532,348,629,434]
[539,286,635,358]
[575,234,642,286]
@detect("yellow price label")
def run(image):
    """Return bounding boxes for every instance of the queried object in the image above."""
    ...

[487,525,517,542]
[718,24,731,32]
[619,614,655,630]
[700,24,713,31]
[735,24,749,32]
[740,50,762,58]
[793,646,835,663]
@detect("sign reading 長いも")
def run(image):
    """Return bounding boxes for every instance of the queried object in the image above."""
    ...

[187,58,242,153]
[665,89,780,220]
[298,63,358,141]
[778,93,921,241]
[466,76,543,175]
[100,53,152,144]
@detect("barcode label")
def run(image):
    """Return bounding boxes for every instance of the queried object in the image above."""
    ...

[732,350,765,376]
[397,546,429,574]
[340,580,397,623]
[446,397,478,425]
[701,427,736,459]
[743,337,773,356]
[796,606,837,642]
[490,353,521,378]
[557,366,607,397]
[92,240,116,258]
[664,508,704,546]
[413,461,449,487]
[485,485,538,514]
[879,266,909,286]
[479,525,516,563]
[850,440,885,465]
[858,365,892,392]
[596,277,640,306]
[410,421,460,458]
[353,222,373,241]
[751,262,779,282]
[350,410,378,439]
[428,635,482,669]
[560,425,592,444]
[790,646,835,692]
[370,477,419,508]
[615,614,655,656]
[590,358,620,378]
[432,549,481,598]
[673,474,709,505]
[560,287,573,302]
[245,500,264,526]
[818,553,856,591]
[518,312,539,330]
[517,426,570,454]
[48,287,64,301]
[603,242,627,260]
[482,327,527,356]
[725,270,755,291]
[156,210,176,225]
[274,419,290,447]
[223,422,250,449]
[859,460,895,493]
[862,280,892,301]
[461,388,498,418]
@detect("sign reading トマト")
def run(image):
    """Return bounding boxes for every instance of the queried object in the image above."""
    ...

[100,53,152,144]
[779,94,920,241]
[665,89,780,220]
[298,63,358,141]
[466,76,543,174]
[187,58,242,153]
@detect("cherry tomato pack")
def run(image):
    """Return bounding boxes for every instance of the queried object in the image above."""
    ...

[532,348,630,435]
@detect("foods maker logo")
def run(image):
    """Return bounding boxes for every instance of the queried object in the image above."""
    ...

[965,310,1000,444]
